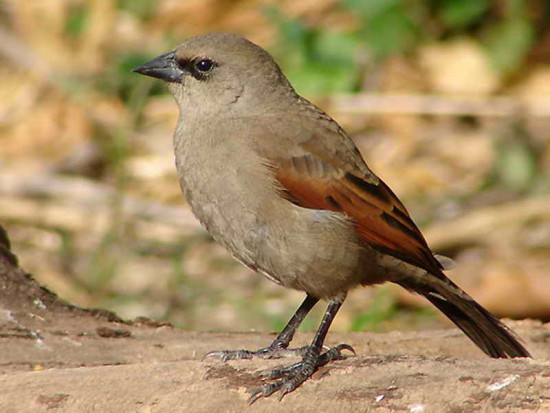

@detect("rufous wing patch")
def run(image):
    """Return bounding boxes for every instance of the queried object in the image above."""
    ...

[275,155,443,274]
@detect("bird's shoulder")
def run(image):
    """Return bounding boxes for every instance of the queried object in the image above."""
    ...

[245,95,374,180]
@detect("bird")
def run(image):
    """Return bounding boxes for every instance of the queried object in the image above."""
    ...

[133,33,530,401]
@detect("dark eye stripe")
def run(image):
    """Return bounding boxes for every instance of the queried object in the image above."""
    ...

[175,57,216,81]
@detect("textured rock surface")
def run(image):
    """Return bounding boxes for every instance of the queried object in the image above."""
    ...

[1,235,549,412]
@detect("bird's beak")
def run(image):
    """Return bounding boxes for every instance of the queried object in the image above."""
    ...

[133,51,184,83]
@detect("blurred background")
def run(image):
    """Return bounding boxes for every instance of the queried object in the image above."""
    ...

[1,0,549,334]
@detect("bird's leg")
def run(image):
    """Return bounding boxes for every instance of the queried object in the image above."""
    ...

[205,294,319,361]
[249,298,354,402]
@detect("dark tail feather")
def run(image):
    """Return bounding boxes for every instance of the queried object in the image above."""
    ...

[398,275,531,359]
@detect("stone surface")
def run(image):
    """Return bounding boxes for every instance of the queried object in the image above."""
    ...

[1,235,549,412]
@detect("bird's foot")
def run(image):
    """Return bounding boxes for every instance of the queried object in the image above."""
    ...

[204,344,310,361]
[248,343,354,403]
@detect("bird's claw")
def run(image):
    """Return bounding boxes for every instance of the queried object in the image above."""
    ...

[203,349,254,361]
[248,343,355,403]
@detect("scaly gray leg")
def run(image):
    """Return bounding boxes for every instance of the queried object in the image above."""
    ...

[248,298,354,402]
[205,294,319,361]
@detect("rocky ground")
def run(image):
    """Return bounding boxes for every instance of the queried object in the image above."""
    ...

[0,230,549,413]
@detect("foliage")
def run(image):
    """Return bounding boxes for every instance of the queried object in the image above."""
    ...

[267,0,544,95]
[350,287,437,332]
[264,6,360,95]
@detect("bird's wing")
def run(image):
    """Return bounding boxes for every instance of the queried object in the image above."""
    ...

[255,108,443,275]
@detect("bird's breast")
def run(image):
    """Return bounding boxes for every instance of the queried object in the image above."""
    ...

[171,119,381,298]
[173,122,285,269]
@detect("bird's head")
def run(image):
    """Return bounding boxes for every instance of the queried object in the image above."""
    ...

[134,33,294,116]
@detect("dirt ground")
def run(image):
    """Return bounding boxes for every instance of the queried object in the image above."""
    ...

[0,232,549,412]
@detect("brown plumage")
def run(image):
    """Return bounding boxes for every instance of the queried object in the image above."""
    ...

[134,33,530,402]
[275,154,443,274]
[267,105,529,360]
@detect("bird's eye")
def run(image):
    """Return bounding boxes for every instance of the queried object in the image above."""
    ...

[195,59,214,73]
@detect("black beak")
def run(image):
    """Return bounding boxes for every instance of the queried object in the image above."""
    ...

[133,51,184,83]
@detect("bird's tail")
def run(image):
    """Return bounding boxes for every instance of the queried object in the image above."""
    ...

[397,273,531,358]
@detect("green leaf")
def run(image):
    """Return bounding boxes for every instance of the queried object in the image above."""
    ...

[265,6,359,95]
[496,140,536,192]
[440,0,489,29]
[344,0,400,18]
[65,4,88,37]
[483,17,534,74]
[314,30,357,65]
[263,5,308,50]
[350,288,397,332]
[286,62,356,96]
[362,7,418,58]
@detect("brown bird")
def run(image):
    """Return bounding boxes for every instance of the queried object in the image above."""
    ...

[134,33,530,401]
